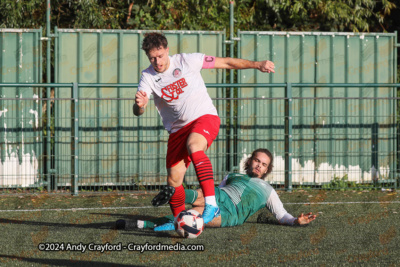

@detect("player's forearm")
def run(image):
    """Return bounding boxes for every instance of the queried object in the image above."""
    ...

[278,213,297,226]
[133,103,145,116]
[215,57,261,70]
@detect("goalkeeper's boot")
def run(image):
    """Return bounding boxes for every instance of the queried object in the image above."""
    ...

[202,203,221,224]
[151,185,175,207]
[154,221,175,231]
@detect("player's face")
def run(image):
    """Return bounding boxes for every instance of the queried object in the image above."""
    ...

[247,152,271,178]
[147,46,170,73]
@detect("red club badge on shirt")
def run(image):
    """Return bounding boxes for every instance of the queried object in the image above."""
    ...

[173,68,182,78]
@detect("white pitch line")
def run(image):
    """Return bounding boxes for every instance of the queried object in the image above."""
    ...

[0,201,398,213]
[285,201,400,205]
[0,206,170,213]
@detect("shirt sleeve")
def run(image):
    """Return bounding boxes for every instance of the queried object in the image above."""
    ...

[137,72,153,95]
[182,53,204,73]
[266,189,297,226]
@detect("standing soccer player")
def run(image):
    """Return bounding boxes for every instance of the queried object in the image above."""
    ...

[134,32,275,227]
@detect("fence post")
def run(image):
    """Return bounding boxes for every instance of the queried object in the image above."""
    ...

[71,83,79,196]
[46,85,51,191]
[285,83,293,192]
[371,122,379,186]
[229,1,235,172]
[395,31,399,191]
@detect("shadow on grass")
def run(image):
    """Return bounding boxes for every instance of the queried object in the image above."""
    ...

[0,214,161,230]
[119,230,175,238]
[92,213,159,221]
[256,213,281,225]
[0,218,115,230]
[0,214,176,238]
[0,254,142,267]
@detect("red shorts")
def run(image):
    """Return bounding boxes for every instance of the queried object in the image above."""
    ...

[166,115,220,168]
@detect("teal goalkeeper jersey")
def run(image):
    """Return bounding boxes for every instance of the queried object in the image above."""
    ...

[217,173,291,227]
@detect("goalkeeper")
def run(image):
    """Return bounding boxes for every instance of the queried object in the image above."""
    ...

[116,148,316,230]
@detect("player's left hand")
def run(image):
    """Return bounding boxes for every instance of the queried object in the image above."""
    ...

[259,60,275,73]
[296,212,317,225]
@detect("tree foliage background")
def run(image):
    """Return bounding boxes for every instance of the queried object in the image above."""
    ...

[0,0,398,33]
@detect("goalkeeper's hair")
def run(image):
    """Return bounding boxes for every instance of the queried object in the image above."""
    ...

[244,148,274,179]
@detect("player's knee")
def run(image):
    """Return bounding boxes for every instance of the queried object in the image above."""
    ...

[167,171,185,187]
[186,133,208,154]
[187,142,206,154]
[167,177,182,187]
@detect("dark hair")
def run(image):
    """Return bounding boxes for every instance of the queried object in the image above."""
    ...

[244,148,274,179]
[141,32,168,54]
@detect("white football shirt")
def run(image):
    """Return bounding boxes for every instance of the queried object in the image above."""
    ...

[138,53,218,133]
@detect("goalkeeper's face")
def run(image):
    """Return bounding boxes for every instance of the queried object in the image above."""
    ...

[247,152,271,179]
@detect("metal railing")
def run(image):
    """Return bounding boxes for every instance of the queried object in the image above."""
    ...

[0,82,398,194]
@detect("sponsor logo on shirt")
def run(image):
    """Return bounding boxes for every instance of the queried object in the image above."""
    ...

[161,78,188,102]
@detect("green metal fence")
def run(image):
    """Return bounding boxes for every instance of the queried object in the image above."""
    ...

[0,29,43,188]
[53,29,227,192]
[2,82,397,194]
[237,31,397,191]
[0,29,398,193]
[70,82,399,193]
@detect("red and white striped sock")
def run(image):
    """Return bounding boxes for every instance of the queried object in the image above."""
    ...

[169,185,186,217]
[190,151,217,207]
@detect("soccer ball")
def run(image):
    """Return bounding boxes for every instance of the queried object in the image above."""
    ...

[174,209,204,238]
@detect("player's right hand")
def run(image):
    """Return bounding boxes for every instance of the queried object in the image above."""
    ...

[296,212,317,225]
[135,91,148,108]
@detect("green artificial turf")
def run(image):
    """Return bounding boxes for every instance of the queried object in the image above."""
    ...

[0,190,399,266]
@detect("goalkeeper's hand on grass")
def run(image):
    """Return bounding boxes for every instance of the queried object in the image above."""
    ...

[295,212,317,225]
